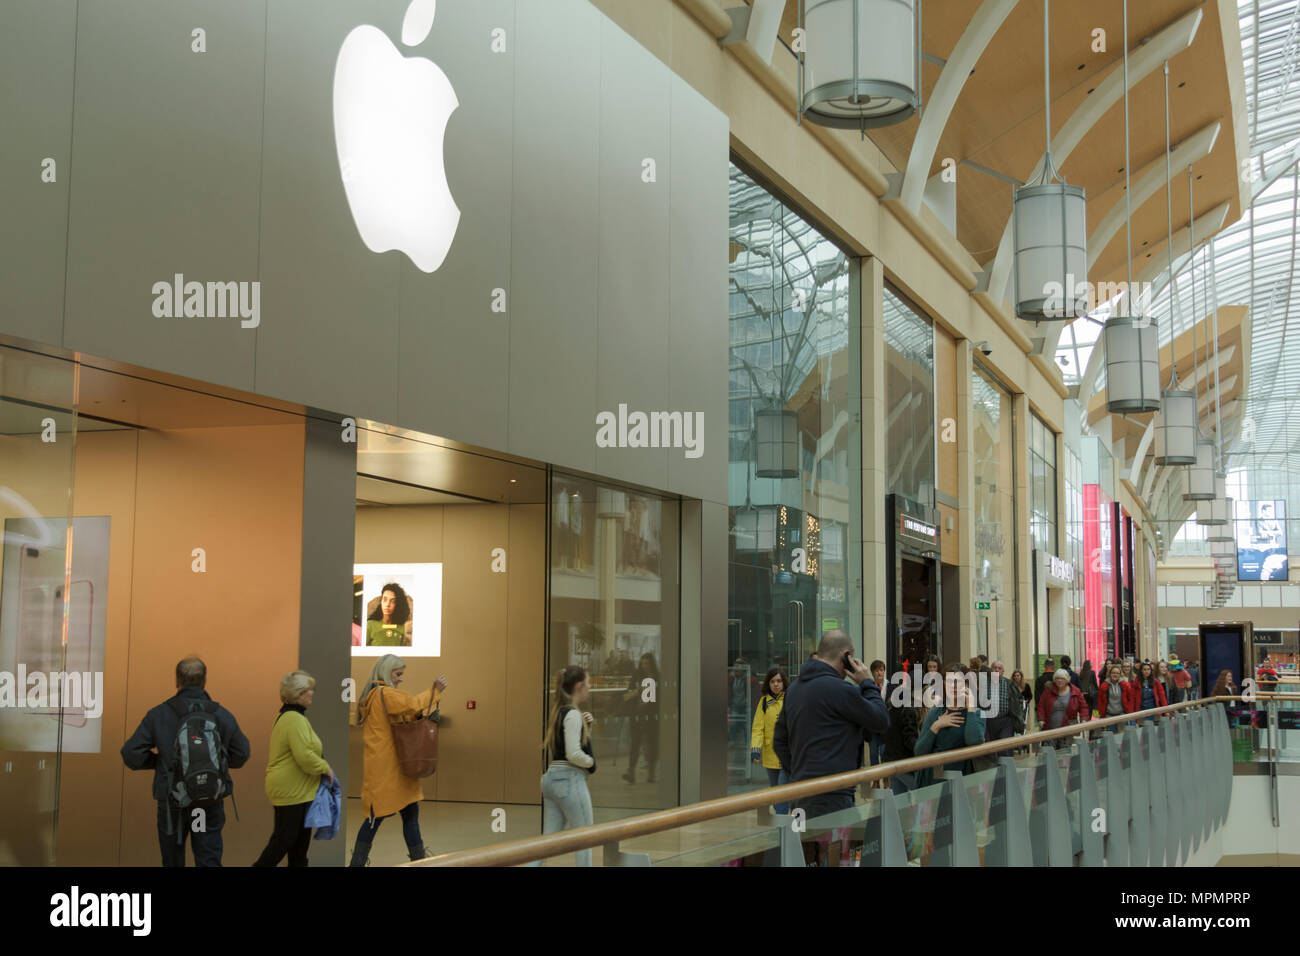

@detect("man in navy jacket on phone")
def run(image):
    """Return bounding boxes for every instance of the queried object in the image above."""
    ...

[774,630,889,824]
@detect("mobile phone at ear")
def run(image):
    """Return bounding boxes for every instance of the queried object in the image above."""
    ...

[842,651,854,672]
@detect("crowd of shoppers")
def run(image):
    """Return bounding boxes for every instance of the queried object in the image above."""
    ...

[749,637,1230,843]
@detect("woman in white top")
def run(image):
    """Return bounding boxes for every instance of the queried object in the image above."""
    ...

[534,665,597,866]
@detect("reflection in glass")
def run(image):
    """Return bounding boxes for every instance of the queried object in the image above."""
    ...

[0,345,78,865]
[548,475,679,817]
[726,162,860,796]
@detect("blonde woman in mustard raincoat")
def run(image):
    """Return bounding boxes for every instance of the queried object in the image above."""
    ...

[349,654,446,866]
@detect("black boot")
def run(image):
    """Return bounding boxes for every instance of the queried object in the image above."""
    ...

[349,836,372,868]
[407,843,430,862]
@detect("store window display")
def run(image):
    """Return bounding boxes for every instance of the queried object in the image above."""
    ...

[548,474,679,813]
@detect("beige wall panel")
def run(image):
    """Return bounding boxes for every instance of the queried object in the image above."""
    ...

[351,501,544,808]
[436,504,509,804]
[55,430,138,866]
[118,424,304,867]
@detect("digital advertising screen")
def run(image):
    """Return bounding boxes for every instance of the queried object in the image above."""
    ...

[1235,499,1288,582]
[351,562,442,657]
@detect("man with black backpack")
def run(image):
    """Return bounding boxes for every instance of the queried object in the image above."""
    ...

[121,657,251,866]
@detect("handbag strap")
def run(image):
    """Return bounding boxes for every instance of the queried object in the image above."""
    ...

[375,683,433,723]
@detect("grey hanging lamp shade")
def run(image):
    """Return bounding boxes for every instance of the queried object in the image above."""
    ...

[1182,440,1216,501]
[1206,521,1234,543]
[1104,317,1161,412]
[1155,391,1197,464]
[1105,0,1159,414]
[1196,474,1230,526]
[755,408,799,478]
[1012,185,1088,321]
[1012,0,1086,321]
[798,0,920,129]
[596,488,626,519]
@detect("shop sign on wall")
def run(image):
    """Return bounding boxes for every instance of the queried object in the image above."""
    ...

[899,514,937,545]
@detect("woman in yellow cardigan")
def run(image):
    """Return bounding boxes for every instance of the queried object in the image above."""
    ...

[349,654,446,867]
[253,670,333,867]
[750,667,789,813]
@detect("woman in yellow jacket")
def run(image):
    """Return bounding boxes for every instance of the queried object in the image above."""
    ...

[349,654,446,867]
[253,670,333,867]
[750,667,789,813]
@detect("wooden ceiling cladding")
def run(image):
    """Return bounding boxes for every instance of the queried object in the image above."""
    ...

[775,0,1243,279]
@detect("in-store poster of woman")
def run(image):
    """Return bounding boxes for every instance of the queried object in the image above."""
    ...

[365,580,414,647]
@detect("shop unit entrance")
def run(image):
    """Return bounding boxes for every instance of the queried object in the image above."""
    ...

[886,495,941,671]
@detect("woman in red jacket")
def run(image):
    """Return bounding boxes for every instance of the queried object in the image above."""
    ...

[1037,669,1090,729]
[1096,663,1137,718]
[1132,661,1168,713]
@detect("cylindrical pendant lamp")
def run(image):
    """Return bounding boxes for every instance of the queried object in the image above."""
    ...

[1183,440,1216,501]
[1105,316,1161,412]
[798,0,919,129]
[755,408,799,478]
[1012,184,1088,321]
[1155,391,1197,464]
[1011,0,1087,322]
[1196,474,1231,526]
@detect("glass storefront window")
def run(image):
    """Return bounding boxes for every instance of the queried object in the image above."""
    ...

[548,475,680,815]
[883,289,936,504]
[972,363,1017,663]
[726,161,860,796]
[0,346,78,865]
[1029,412,1058,555]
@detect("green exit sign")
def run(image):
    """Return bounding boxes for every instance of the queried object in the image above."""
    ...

[976,601,991,610]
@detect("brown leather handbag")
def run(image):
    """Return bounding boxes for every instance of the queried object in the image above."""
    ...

[379,686,439,778]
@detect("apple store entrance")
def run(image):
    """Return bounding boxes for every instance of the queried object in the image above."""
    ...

[349,423,680,865]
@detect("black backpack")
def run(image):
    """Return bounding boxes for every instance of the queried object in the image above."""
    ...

[167,698,233,810]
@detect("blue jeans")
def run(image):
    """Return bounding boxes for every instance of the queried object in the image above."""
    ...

[765,767,790,814]
[536,764,594,866]
[869,734,886,766]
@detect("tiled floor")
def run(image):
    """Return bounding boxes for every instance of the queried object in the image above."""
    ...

[343,797,780,867]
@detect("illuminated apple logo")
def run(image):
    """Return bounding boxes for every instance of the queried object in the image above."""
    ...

[333,0,460,273]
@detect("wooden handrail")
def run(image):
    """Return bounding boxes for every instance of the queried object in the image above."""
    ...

[410,696,1265,868]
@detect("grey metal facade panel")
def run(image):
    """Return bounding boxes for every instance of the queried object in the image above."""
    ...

[667,74,729,507]
[255,0,401,424]
[0,0,76,348]
[395,0,514,454]
[698,499,729,800]
[592,17,670,492]
[62,0,264,391]
[296,414,358,867]
[505,0,600,475]
[8,0,728,506]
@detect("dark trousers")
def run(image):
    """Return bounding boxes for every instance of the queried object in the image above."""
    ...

[157,800,225,867]
[252,801,313,867]
[986,715,1015,740]
[350,801,422,866]
[793,789,854,822]
[627,716,659,779]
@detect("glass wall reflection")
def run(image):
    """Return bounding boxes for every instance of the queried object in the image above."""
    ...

[0,345,78,865]
[725,161,860,796]
[971,363,1017,662]
[883,288,936,504]
[548,474,679,815]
